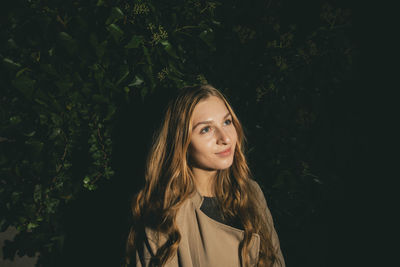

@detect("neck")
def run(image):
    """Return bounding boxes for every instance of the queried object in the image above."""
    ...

[191,167,217,197]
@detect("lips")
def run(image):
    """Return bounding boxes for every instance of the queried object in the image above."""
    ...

[216,147,231,156]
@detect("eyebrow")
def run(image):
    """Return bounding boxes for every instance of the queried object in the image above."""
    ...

[192,112,232,130]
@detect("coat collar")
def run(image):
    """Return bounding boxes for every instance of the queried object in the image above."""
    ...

[190,188,204,209]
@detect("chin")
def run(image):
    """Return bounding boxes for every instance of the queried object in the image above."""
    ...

[215,160,234,170]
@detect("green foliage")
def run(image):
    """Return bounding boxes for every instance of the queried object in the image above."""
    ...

[0,0,355,265]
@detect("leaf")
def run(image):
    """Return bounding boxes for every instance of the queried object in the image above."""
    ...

[141,87,148,99]
[142,45,152,67]
[49,128,61,140]
[59,32,77,53]
[106,7,124,25]
[9,116,22,124]
[125,35,143,49]
[128,75,144,87]
[142,45,155,88]
[212,20,221,26]
[45,198,60,214]
[167,62,183,77]
[34,97,47,108]
[107,23,124,42]
[12,75,35,98]
[59,32,73,42]
[104,104,116,121]
[16,68,29,77]
[90,34,108,58]
[116,65,129,85]
[83,176,90,184]
[90,63,105,85]
[3,58,21,70]
[39,114,48,125]
[161,40,178,58]
[95,40,108,58]
[23,131,36,137]
[199,29,216,51]
[33,185,42,203]
[27,222,38,230]
[7,38,17,49]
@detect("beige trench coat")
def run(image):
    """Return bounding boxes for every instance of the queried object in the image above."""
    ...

[135,180,285,267]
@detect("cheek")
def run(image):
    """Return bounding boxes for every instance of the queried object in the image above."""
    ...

[188,139,215,166]
[229,127,238,144]
[190,139,212,158]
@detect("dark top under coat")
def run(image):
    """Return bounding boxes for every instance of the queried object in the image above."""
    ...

[200,196,243,230]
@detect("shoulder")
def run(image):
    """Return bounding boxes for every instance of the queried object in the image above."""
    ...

[247,179,266,203]
[247,178,262,191]
[247,179,275,225]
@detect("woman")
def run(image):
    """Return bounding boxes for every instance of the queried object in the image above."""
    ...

[126,85,285,267]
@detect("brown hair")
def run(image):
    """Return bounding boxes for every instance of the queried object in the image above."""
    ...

[126,85,279,266]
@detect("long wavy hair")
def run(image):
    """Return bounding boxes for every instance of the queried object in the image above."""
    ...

[126,85,279,266]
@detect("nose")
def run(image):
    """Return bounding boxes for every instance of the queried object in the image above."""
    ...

[216,128,231,145]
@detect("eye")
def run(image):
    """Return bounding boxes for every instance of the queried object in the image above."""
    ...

[200,126,211,134]
[224,119,232,125]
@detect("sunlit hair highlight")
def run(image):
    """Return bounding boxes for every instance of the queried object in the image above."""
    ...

[126,85,280,266]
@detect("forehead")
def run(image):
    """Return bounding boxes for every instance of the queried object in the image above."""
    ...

[191,96,229,122]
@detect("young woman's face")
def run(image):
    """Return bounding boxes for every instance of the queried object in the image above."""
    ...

[188,96,237,171]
